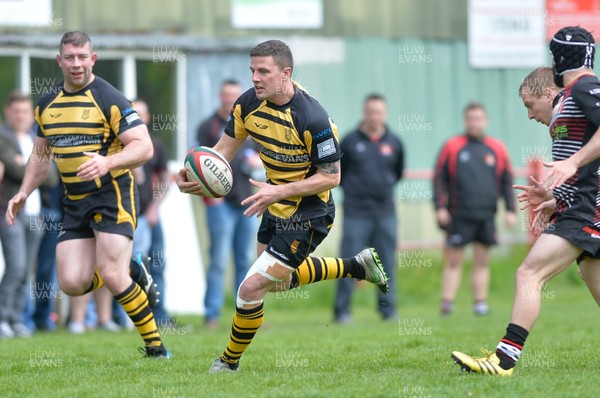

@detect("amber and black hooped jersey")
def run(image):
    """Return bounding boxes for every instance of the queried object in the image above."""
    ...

[35,76,143,200]
[224,83,342,221]
[549,74,600,225]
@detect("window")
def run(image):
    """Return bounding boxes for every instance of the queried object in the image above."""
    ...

[136,59,177,158]
[0,56,20,122]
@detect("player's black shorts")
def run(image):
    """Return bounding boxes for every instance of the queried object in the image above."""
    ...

[58,172,139,243]
[446,217,496,247]
[545,213,600,264]
[257,211,335,268]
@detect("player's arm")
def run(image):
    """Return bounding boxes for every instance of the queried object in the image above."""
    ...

[433,144,451,227]
[545,124,600,189]
[395,140,405,181]
[77,124,153,181]
[513,176,554,211]
[241,160,340,218]
[213,133,246,163]
[6,136,53,225]
[546,80,600,189]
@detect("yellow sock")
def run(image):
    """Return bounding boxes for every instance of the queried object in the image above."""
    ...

[84,270,104,294]
[290,256,362,287]
[115,281,162,347]
[222,303,264,364]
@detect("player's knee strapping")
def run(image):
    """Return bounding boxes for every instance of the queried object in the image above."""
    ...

[236,251,294,308]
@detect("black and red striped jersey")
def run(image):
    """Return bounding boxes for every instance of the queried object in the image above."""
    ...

[549,74,600,225]
[433,135,515,220]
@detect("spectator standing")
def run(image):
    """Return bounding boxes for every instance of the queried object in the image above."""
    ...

[333,94,404,323]
[433,102,516,316]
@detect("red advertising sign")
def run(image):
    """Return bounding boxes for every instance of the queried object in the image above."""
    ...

[546,0,600,40]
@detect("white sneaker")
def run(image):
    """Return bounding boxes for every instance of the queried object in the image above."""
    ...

[474,302,489,316]
[11,322,32,338]
[0,321,14,339]
[99,320,120,332]
[208,357,239,373]
[67,322,85,334]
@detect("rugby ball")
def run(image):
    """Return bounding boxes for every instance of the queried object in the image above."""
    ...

[184,146,233,198]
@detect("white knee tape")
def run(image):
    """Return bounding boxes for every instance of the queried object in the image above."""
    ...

[236,252,294,308]
[236,296,263,308]
[244,251,294,283]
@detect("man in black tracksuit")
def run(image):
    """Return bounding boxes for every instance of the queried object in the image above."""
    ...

[334,94,404,323]
[433,101,515,316]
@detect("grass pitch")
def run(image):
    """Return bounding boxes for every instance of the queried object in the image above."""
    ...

[0,245,598,397]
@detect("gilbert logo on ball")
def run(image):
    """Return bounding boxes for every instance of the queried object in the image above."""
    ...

[184,146,233,198]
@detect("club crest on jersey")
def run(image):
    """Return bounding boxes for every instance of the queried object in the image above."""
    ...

[284,128,293,142]
[551,125,568,140]
[81,109,90,120]
[290,239,300,254]
[483,153,495,167]
[379,143,393,156]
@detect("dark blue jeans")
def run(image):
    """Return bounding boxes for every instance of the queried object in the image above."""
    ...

[148,220,170,323]
[31,208,61,330]
[334,214,398,319]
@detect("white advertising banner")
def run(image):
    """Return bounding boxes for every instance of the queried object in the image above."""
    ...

[469,0,546,68]
[231,0,323,29]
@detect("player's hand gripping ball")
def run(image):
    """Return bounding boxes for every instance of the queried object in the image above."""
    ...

[184,146,233,198]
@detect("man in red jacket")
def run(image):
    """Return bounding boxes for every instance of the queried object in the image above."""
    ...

[433,102,516,317]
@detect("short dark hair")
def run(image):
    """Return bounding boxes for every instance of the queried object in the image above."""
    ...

[250,40,294,72]
[364,93,386,104]
[60,31,92,53]
[221,79,241,88]
[519,67,559,98]
[464,101,486,115]
[4,90,31,108]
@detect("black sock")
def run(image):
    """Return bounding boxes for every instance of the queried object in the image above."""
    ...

[129,258,141,282]
[496,323,529,370]
[345,258,366,279]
